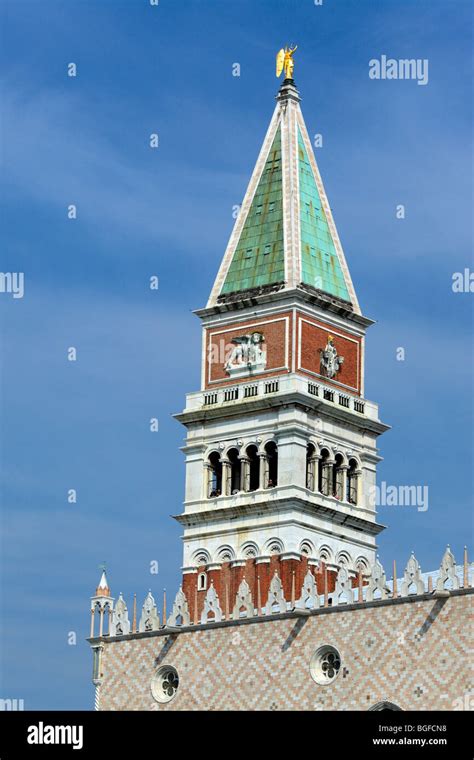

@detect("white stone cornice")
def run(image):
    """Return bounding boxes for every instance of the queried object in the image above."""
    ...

[181,482,379,521]
[280,552,303,562]
[196,291,373,331]
[230,559,246,568]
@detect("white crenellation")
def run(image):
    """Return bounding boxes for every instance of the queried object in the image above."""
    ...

[366,557,388,601]
[401,553,425,596]
[334,565,354,605]
[110,593,131,637]
[201,582,222,624]
[265,571,287,614]
[167,586,191,627]
[232,578,255,619]
[295,569,320,610]
[436,546,460,592]
[139,591,160,632]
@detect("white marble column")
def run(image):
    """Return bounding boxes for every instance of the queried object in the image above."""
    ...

[240,455,250,492]
[258,453,269,489]
[221,459,231,496]
[204,463,213,498]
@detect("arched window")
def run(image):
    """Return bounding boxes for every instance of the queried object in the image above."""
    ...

[268,539,284,555]
[347,458,359,505]
[207,452,222,498]
[333,454,344,500]
[264,441,278,487]
[227,448,242,494]
[300,540,314,557]
[246,445,260,491]
[217,546,234,563]
[356,558,369,576]
[242,542,259,559]
[319,546,332,565]
[319,448,331,496]
[306,443,317,491]
[197,572,207,591]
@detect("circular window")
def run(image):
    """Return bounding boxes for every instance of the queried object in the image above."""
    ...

[151,666,179,704]
[310,645,341,685]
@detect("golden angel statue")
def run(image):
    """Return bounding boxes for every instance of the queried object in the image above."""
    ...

[276,45,297,80]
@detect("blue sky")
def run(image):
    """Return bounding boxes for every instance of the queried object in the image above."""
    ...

[0,0,472,709]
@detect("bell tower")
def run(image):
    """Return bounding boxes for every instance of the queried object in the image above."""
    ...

[174,64,389,622]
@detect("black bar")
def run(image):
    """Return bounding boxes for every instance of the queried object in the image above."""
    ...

[0,710,470,757]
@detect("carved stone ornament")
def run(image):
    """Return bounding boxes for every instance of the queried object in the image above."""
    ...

[224,332,266,377]
[320,335,344,379]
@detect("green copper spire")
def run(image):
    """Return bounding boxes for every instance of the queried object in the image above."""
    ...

[220,127,284,295]
[298,128,350,301]
[208,78,359,313]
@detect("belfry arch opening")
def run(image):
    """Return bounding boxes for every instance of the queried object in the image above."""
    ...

[246,445,260,491]
[306,443,317,491]
[347,458,359,505]
[333,454,345,500]
[227,448,242,494]
[207,452,222,498]
[264,441,278,488]
[319,448,331,496]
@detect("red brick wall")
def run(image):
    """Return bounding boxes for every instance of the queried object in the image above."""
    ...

[204,312,292,389]
[297,313,361,394]
[182,557,364,622]
[203,310,363,394]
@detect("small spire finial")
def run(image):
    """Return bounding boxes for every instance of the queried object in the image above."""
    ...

[95,563,111,597]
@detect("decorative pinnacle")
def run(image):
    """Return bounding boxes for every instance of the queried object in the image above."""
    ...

[95,564,111,597]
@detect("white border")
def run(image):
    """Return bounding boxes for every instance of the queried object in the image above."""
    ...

[297,316,360,393]
[207,316,290,386]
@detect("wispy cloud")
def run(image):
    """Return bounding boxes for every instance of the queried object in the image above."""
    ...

[2,78,244,256]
